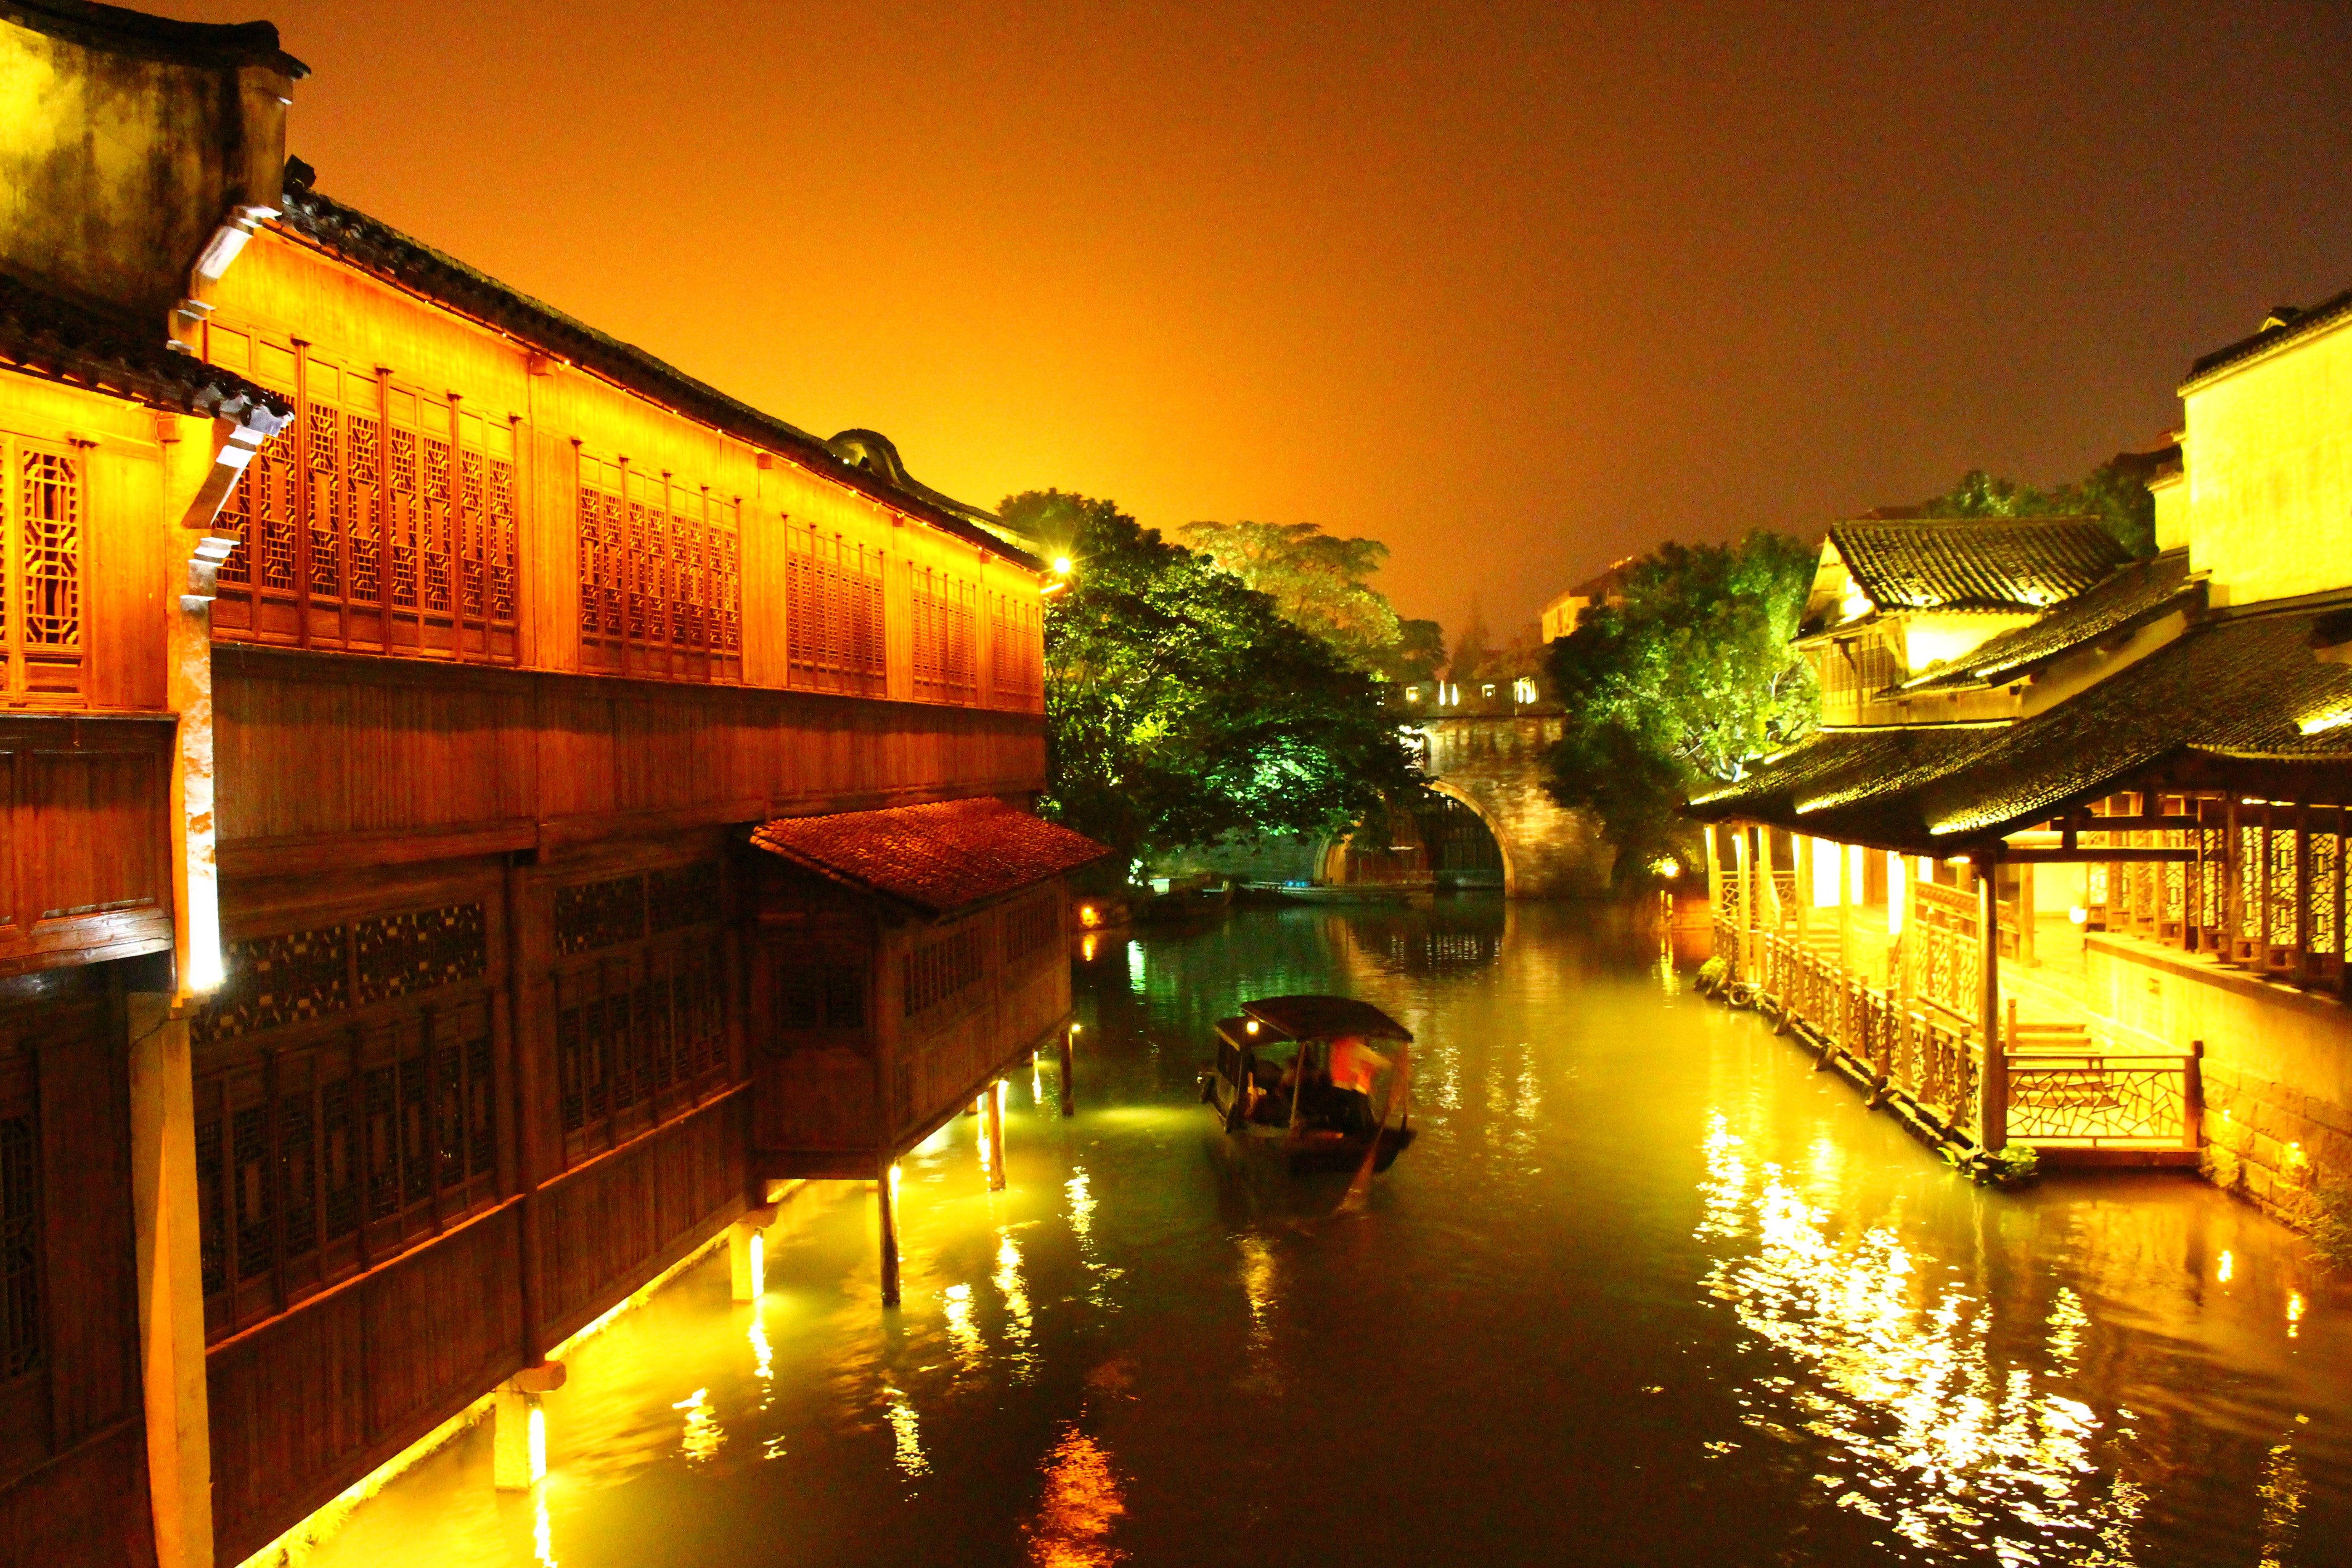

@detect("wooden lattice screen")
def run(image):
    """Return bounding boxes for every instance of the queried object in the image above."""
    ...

[784,525,887,695]
[0,438,83,700]
[208,332,519,662]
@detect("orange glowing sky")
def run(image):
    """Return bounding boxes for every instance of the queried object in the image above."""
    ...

[162,0,2352,638]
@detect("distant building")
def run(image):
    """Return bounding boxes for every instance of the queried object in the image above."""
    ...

[1539,557,1635,642]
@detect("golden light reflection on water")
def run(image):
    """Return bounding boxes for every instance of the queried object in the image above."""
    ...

[2258,1440,2303,1568]
[996,1235,1039,1380]
[671,1388,724,1465]
[1023,1426,1128,1568]
[533,1488,557,1568]
[886,1390,929,1479]
[944,1282,983,1370]
[1697,1114,2144,1564]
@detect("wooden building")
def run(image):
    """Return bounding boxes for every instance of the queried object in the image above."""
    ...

[0,5,1096,1565]
[1688,298,2352,1213]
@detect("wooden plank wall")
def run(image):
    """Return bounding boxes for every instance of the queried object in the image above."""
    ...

[0,973,156,1568]
[207,1203,524,1566]
[0,719,174,978]
[213,651,1045,876]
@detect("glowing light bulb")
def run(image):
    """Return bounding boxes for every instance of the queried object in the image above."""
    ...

[1052,555,1074,575]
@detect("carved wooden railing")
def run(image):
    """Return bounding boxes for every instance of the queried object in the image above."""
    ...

[2004,1044,2200,1148]
[1752,930,1977,1137]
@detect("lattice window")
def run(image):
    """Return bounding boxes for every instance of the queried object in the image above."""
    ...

[992,593,1042,709]
[0,1116,36,1381]
[554,875,647,954]
[785,526,887,694]
[911,567,979,703]
[1003,894,1061,961]
[2269,822,2300,950]
[354,903,489,1004]
[196,924,350,1045]
[2238,824,2261,941]
[203,333,521,661]
[2312,829,2343,958]
[904,924,989,1017]
[711,498,742,657]
[305,401,343,598]
[554,938,726,1155]
[776,964,865,1030]
[0,441,86,702]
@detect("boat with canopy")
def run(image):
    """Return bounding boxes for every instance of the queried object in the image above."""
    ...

[1200,994,1417,1174]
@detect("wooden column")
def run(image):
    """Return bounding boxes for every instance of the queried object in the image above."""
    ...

[1734,826,1754,978]
[1794,835,1812,944]
[1058,1024,1076,1117]
[127,995,214,1568]
[1973,855,2007,1153]
[983,1079,1008,1192]
[1838,840,1854,972]
[877,1152,901,1308]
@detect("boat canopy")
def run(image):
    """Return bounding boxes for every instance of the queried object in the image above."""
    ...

[1240,995,1413,1044]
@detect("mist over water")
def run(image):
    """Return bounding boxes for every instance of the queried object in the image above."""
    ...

[302,902,2347,1568]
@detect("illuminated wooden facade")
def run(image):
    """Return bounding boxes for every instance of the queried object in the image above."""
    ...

[0,5,1071,1566]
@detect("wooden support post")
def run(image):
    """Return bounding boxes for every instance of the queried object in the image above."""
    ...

[1734,827,1754,979]
[2184,1038,2205,1151]
[1058,1024,1077,1117]
[984,1079,1008,1191]
[127,995,214,1568]
[729,1209,774,1303]
[1975,856,2007,1153]
[492,1362,563,1492]
[1795,834,1812,944]
[877,1154,902,1308]
[1838,840,1854,973]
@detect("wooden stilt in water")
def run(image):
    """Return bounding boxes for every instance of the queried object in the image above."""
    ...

[1059,1024,1077,1117]
[984,1079,1008,1191]
[877,1153,901,1307]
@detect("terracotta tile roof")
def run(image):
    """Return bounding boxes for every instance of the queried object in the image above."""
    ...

[2185,285,2352,387]
[0,272,292,433]
[1828,518,2127,618]
[1689,607,2352,850]
[271,163,1038,571]
[749,797,1109,916]
[1899,549,2199,692]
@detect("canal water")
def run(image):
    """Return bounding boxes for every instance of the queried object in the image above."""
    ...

[304,902,2347,1568]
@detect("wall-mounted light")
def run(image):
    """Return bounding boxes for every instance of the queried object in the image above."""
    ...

[1052,555,1074,576]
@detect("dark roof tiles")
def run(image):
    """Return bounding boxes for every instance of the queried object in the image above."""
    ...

[749,797,1109,916]
[1900,550,2199,691]
[1690,608,2352,850]
[0,272,291,431]
[1829,518,2127,618]
[2186,285,2352,386]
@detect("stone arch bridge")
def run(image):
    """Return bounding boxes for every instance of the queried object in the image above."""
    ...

[1394,703,1616,897]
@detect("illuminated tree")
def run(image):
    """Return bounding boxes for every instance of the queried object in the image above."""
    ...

[1918,460,2157,557]
[1006,491,1421,876]
[1544,532,1818,884]
[1178,519,1444,683]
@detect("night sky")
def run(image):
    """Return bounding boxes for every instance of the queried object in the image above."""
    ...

[159,0,2352,639]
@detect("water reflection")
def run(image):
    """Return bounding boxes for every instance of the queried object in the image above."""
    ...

[1024,1426,1128,1568]
[1700,1114,2145,1562]
[289,903,2347,1568]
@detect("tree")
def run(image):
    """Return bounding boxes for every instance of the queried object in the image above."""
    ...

[1178,519,1443,683]
[1544,532,1818,884]
[1447,600,1491,683]
[1008,491,1421,877]
[1918,459,2156,557]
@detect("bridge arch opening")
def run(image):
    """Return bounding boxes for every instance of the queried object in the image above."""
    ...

[1318,786,1513,893]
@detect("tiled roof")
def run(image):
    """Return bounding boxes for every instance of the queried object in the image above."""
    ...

[1828,518,2127,618]
[749,797,1109,916]
[1689,607,2352,850]
[2185,285,2352,386]
[1899,549,2199,692]
[2,0,308,77]
[0,272,291,432]
[272,164,1038,572]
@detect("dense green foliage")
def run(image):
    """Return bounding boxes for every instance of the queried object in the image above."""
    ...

[1543,532,1818,884]
[1178,519,1444,681]
[1918,459,2157,558]
[1008,492,1421,876]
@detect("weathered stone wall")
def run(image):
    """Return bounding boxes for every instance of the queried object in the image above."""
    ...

[1416,716,1613,897]
[2083,933,2352,1228]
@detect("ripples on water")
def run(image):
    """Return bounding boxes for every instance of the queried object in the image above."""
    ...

[299,902,2345,1568]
